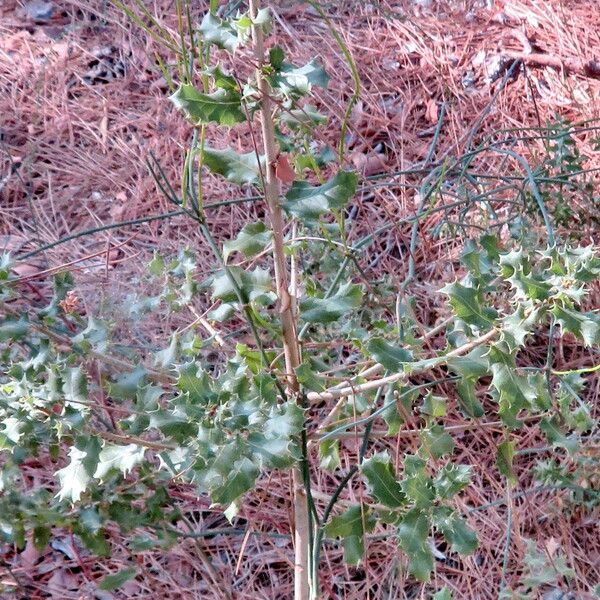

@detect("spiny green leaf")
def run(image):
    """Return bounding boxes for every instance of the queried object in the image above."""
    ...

[447,347,489,418]
[295,361,326,392]
[325,505,375,565]
[283,170,357,223]
[176,362,213,404]
[271,58,329,96]
[441,281,497,330]
[432,507,478,554]
[56,446,91,503]
[63,366,88,410]
[319,438,341,471]
[108,367,148,400]
[170,85,245,126]
[361,452,406,508]
[397,508,433,581]
[434,464,472,500]
[98,568,137,591]
[420,424,455,459]
[210,456,258,505]
[247,433,297,468]
[488,344,536,427]
[432,588,454,600]
[552,305,600,346]
[401,455,435,508]
[201,146,264,185]
[72,316,109,353]
[500,250,552,301]
[522,539,575,587]
[199,12,239,52]
[94,444,145,480]
[501,304,542,351]
[300,282,362,324]
[447,347,489,379]
[263,403,304,439]
[454,378,484,419]
[366,338,412,371]
[223,222,271,262]
[0,317,28,341]
[154,333,179,369]
[211,267,273,304]
[497,439,517,485]
[281,104,327,129]
[420,392,447,419]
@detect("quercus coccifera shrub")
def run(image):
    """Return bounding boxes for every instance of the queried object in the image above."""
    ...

[1,3,599,598]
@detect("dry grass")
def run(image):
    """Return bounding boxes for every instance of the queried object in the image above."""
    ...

[1,0,600,598]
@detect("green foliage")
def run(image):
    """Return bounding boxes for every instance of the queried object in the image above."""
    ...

[282,170,358,223]
[170,85,246,126]
[1,4,599,597]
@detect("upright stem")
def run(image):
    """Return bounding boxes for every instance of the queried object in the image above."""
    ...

[248,2,311,598]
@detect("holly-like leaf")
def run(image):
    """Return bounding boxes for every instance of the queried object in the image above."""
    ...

[551,305,600,346]
[108,367,148,400]
[432,507,478,554]
[432,588,454,600]
[496,439,517,485]
[325,505,375,565]
[63,366,88,410]
[501,304,542,351]
[282,171,357,223]
[98,568,137,591]
[522,539,575,587]
[500,251,551,301]
[201,146,264,185]
[55,447,91,503]
[441,281,497,330]
[211,267,274,304]
[0,317,28,341]
[280,104,327,129]
[420,424,455,459]
[319,438,341,471]
[271,58,329,96]
[170,85,245,126]
[488,344,536,427]
[154,333,179,369]
[397,508,433,581]
[420,392,447,419]
[361,452,405,508]
[94,444,145,481]
[210,456,258,506]
[434,464,472,500]
[401,455,435,508]
[300,282,362,324]
[199,12,239,52]
[223,222,271,262]
[366,338,412,372]
[72,316,109,353]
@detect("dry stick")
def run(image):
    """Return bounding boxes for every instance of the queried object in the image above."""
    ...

[248,3,310,599]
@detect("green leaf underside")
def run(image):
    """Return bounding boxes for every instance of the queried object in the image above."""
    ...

[325,505,374,565]
[361,452,405,508]
[170,85,245,126]
[99,568,137,591]
[300,282,362,323]
[201,147,264,185]
[283,171,358,222]
[199,12,239,53]
[366,338,412,371]
[397,509,433,581]
[223,222,271,262]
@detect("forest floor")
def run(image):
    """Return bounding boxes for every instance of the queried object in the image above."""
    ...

[1,0,600,598]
